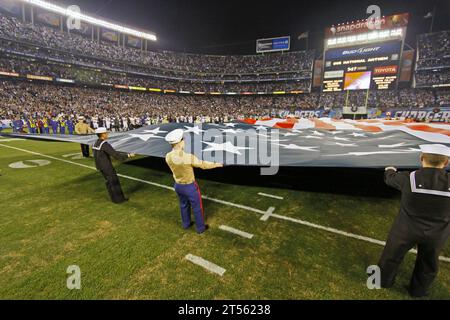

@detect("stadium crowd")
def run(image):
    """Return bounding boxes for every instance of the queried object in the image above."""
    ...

[0,11,448,135]
[0,80,307,133]
[415,70,450,87]
[1,80,448,133]
[415,30,450,87]
[0,55,312,92]
[0,13,314,77]
[417,30,450,61]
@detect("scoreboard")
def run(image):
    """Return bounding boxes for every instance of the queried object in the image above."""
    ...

[323,40,402,91]
[322,13,409,92]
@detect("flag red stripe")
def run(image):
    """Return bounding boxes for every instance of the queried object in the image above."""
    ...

[381,121,409,126]
[194,181,205,222]
[353,124,383,132]
[274,122,295,129]
[240,118,450,137]
[241,119,257,125]
[313,119,336,130]
[406,124,450,136]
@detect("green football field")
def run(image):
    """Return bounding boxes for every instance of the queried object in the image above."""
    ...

[0,135,449,300]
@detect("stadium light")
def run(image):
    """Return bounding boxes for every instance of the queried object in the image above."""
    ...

[18,0,157,41]
[327,28,403,47]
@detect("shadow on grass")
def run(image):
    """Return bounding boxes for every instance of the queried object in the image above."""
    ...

[126,157,399,198]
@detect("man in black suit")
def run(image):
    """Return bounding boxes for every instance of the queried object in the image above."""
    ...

[92,127,135,204]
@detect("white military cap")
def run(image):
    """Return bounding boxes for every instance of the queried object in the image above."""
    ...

[95,127,108,134]
[77,116,85,120]
[165,129,184,144]
[419,144,450,157]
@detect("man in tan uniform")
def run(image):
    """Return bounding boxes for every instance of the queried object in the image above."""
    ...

[75,116,95,158]
[165,129,222,233]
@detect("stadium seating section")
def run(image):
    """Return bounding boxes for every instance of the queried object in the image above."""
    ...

[0,11,449,126]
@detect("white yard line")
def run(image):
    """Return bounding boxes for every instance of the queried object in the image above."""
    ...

[269,213,450,262]
[185,254,226,276]
[62,153,82,158]
[202,194,266,215]
[219,225,254,239]
[271,213,386,246]
[1,143,449,263]
[258,192,284,200]
[260,207,276,221]
[0,139,25,142]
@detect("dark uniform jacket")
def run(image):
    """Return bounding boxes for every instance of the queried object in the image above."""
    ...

[385,168,450,236]
[93,139,128,174]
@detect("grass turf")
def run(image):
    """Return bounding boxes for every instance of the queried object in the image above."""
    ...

[0,137,448,299]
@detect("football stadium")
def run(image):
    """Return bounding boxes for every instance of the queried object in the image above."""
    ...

[0,0,449,304]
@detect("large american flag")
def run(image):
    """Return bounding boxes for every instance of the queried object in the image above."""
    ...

[241,117,450,139]
[4,119,450,169]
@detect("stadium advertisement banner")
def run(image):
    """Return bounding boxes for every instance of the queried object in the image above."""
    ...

[56,78,75,83]
[72,21,92,36]
[325,13,409,37]
[313,60,323,87]
[129,86,146,91]
[101,29,119,42]
[399,49,414,82]
[0,119,12,129]
[324,70,344,79]
[0,71,19,77]
[27,74,53,81]
[0,0,21,15]
[322,40,402,91]
[36,8,61,28]
[256,36,290,53]
[127,35,142,48]
[325,41,402,60]
[389,108,450,123]
[275,109,326,118]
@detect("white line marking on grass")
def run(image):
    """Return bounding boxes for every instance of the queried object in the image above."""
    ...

[271,213,386,246]
[9,159,51,169]
[0,144,98,170]
[260,207,275,221]
[185,254,226,276]
[219,225,254,239]
[62,153,83,160]
[0,139,25,142]
[62,153,84,160]
[1,143,449,263]
[258,192,284,200]
[270,213,450,263]
[202,195,267,215]
[62,153,81,158]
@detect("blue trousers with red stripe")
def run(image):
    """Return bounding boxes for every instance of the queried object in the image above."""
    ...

[174,181,205,233]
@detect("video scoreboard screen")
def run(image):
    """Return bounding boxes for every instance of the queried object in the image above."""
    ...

[322,13,409,92]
